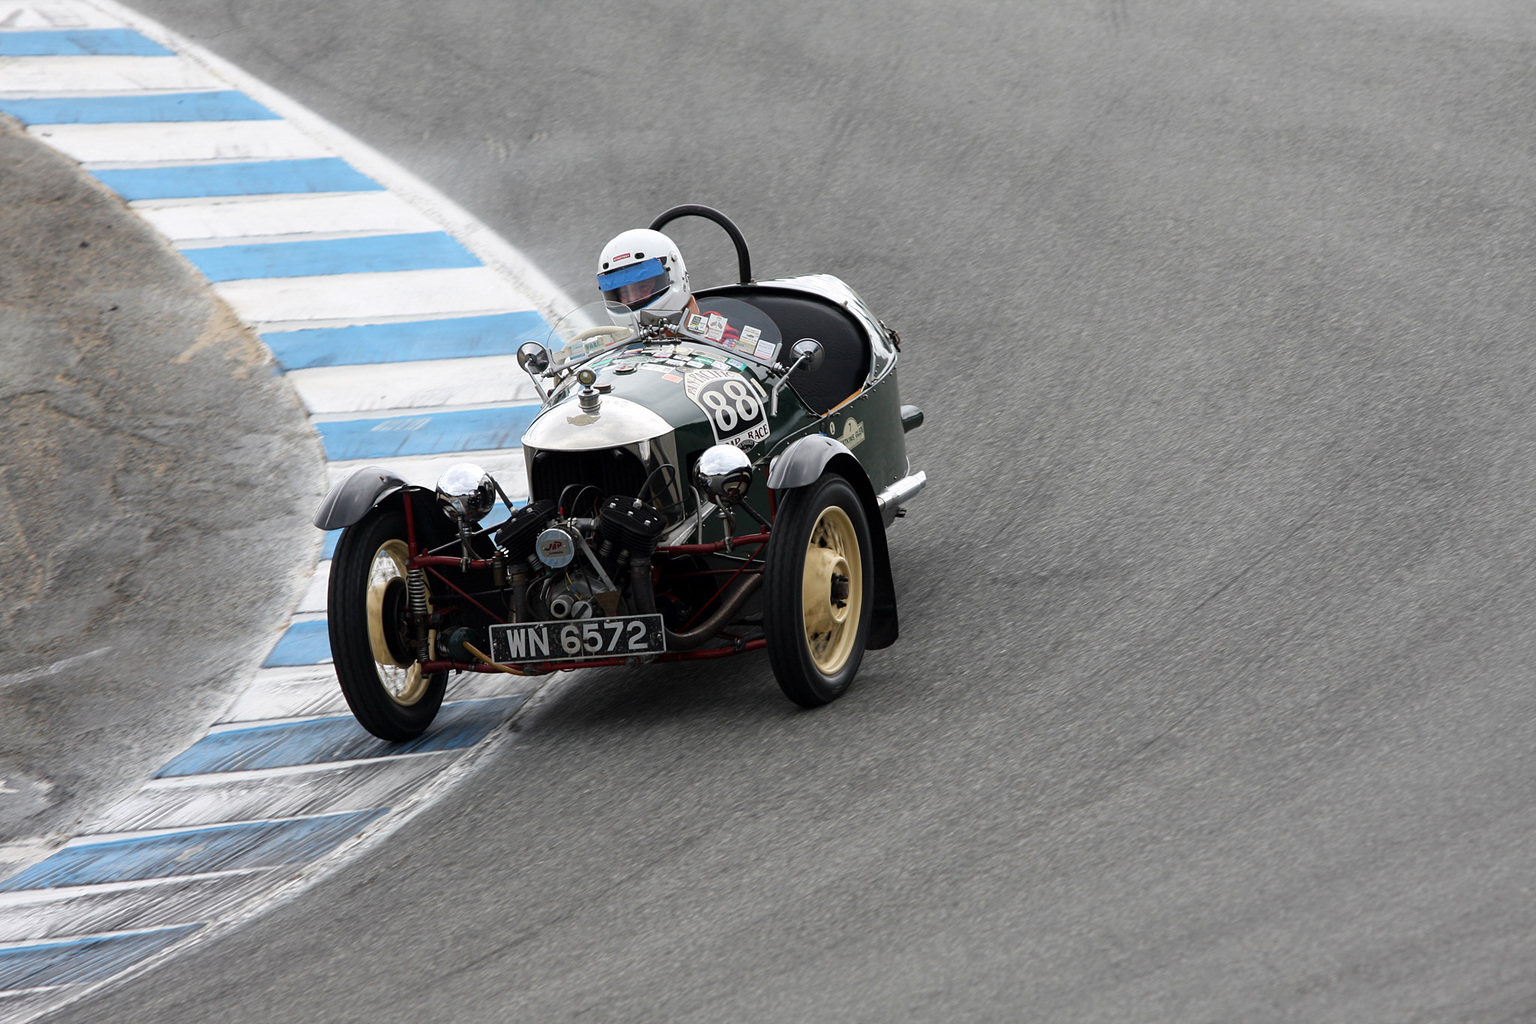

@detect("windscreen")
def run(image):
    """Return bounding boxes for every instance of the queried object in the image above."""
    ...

[545,301,640,368]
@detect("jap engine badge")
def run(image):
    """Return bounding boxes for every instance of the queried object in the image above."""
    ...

[535,526,576,569]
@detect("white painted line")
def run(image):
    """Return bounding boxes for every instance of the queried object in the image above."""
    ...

[0,1,117,27]
[221,674,336,722]
[61,807,386,849]
[295,560,327,615]
[90,0,575,321]
[0,54,219,93]
[213,267,536,326]
[85,757,459,835]
[192,694,520,737]
[238,664,334,688]
[287,355,542,416]
[0,871,274,944]
[252,311,510,334]
[217,668,524,725]
[137,191,440,242]
[305,397,542,423]
[326,449,529,494]
[28,119,327,165]
[126,189,378,211]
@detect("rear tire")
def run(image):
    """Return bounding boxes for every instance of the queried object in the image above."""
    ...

[328,509,447,740]
[763,473,873,707]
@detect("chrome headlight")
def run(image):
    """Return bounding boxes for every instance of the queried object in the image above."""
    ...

[693,444,753,506]
[435,463,496,522]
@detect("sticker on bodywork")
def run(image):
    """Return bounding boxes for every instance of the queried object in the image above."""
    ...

[685,368,770,448]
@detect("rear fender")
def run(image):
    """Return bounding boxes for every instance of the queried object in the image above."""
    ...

[313,466,408,530]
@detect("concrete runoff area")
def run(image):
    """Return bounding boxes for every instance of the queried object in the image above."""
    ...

[0,119,324,866]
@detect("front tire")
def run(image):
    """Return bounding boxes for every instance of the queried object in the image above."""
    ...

[763,473,873,707]
[328,508,447,740]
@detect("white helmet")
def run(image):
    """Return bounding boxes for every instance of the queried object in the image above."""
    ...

[596,228,690,321]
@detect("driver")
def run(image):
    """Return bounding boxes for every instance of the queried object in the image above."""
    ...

[596,228,699,324]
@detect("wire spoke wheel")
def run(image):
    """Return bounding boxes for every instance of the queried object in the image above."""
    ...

[364,538,432,706]
[764,472,874,707]
[329,508,447,740]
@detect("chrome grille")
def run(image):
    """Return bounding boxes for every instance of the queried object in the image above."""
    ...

[529,447,649,510]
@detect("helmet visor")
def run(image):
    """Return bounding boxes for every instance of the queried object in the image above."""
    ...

[598,257,668,308]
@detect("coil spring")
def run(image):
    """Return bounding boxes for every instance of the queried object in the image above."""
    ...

[407,566,430,660]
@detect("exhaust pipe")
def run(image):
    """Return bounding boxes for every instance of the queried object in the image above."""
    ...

[630,559,763,651]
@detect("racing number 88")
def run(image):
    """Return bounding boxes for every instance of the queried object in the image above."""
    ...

[701,379,761,434]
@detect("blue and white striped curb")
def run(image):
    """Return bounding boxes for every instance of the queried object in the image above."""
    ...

[0,1,575,1017]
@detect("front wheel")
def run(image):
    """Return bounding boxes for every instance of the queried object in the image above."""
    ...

[328,508,447,740]
[763,473,874,707]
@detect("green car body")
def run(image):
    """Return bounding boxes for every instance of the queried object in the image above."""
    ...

[316,249,925,740]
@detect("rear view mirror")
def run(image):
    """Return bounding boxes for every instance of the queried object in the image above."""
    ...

[517,341,551,375]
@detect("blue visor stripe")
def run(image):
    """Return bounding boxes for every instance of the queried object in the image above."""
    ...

[93,158,382,201]
[0,811,388,892]
[155,697,523,777]
[262,311,551,370]
[0,926,201,989]
[597,258,665,291]
[0,90,278,125]
[183,232,480,283]
[0,28,174,56]
[315,404,541,461]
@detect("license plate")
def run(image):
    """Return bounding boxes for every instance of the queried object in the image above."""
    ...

[487,614,666,664]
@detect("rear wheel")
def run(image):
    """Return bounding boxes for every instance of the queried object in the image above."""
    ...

[328,508,446,740]
[763,473,873,707]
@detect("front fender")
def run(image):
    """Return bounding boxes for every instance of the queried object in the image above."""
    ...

[313,466,408,530]
[770,438,900,651]
[767,433,852,490]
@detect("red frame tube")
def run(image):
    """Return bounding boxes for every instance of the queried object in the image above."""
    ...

[412,554,496,570]
[657,530,771,556]
[424,566,504,621]
[409,500,779,673]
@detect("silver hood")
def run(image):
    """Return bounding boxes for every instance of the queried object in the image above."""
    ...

[521,394,673,452]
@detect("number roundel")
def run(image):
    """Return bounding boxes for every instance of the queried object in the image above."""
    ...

[702,388,738,432]
[686,369,769,447]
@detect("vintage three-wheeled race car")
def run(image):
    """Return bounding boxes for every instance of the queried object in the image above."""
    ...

[314,207,926,740]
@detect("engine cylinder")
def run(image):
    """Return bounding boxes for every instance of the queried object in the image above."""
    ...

[598,495,667,554]
[494,499,556,562]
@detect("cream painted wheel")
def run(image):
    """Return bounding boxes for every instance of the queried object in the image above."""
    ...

[764,473,874,707]
[364,538,432,706]
[329,508,448,741]
[801,505,864,676]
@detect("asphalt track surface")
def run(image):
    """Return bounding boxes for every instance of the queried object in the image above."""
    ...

[50,1,1536,1021]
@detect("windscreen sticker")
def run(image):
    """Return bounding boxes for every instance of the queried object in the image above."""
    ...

[685,368,770,448]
